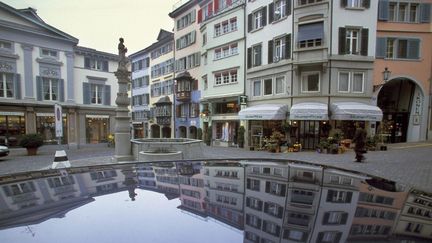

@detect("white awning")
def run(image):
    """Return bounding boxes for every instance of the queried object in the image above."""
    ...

[290,102,328,120]
[330,102,383,121]
[239,104,288,120]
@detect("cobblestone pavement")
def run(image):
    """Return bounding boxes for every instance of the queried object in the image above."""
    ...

[0,142,431,192]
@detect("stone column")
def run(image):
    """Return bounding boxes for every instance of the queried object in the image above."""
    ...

[113,38,133,162]
[68,108,78,149]
[25,107,36,134]
[21,44,34,100]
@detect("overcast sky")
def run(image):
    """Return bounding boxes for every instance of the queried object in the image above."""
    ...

[3,0,179,54]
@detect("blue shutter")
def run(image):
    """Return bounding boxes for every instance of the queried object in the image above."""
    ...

[103,61,108,72]
[420,3,431,23]
[378,0,389,21]
[407,39,420,59]
[83,83,91,104]
[36,76,43,101]
[375,37,387,58]
[104,85,111,106]
[59,79,65,102]
[14,74,21,99]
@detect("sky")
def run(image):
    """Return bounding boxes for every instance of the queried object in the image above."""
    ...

[3,0,181,54]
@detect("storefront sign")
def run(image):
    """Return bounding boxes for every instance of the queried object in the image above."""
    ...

[0,111,24,116]
[54,104,63,138]
[85,115,110,119]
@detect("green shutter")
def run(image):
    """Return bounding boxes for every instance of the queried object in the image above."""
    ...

[341,0,347,7]
[361,28,369,56]
[269,2,274,23]
[339,27,346,55]
[378,0,389,21]
[262,6,267,27]
[286,0,291,16]
[268,40,274,64]
[375,37,387,58]
[83,83,91,104]
[36,76,43,101]
[104,85,111,106]
[285,34,291,59]
[248,13,252,32]
[407,39,420,59]
[14,74,21,99]
[420,3,431,23]
[59,79,65,102]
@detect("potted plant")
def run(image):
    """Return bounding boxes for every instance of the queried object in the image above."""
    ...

[237,126,245,148]
[19,134,44,156]
[317,140,330,153]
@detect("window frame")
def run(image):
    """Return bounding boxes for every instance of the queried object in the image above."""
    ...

[40,48,59,59]
[0,72,14,98]
[42,77,59,101]
[301,71,320,93]
[352,72,364,93]
[337,71,350,93]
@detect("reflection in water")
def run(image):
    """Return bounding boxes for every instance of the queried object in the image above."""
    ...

[0,161,431,242]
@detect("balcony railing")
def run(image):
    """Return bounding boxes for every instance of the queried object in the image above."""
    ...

[286,217,310,227]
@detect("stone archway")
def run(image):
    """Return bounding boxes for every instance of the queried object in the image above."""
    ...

[178,126,187,138]
[151,124,160,138]
[377,78,424,143]
[189,126,197,139]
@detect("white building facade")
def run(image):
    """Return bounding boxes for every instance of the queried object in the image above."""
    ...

[199,0,246,147]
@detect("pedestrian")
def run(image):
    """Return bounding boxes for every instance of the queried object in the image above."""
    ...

[352,122,367,162]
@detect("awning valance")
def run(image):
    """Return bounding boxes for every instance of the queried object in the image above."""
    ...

[290,102,328,120]
[239,104,288,120]
[330,102,383,121]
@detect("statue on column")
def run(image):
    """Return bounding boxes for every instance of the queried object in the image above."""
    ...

[118,37,128,71]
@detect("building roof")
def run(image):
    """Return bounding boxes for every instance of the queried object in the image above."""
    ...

[129,29,173,59]
[0,2,78,44]
[169,0,202,18]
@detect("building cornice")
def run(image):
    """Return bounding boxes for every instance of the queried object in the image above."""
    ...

[0,51,19,59]
[36,57,63,66]
[74,46,118,61]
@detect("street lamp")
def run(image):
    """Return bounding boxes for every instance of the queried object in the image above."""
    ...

[373,67,391,92]
[382,67,391,82]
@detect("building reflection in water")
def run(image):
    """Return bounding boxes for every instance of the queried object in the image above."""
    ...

[0,160,431,242]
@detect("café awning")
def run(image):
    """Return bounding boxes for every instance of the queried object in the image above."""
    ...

[239,104,288,120]
[290,102,328,120]
[330,102,383,121]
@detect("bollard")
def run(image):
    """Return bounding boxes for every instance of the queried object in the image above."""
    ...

[51,150,71,169]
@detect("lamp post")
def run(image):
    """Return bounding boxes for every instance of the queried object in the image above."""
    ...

[373,67,391,92]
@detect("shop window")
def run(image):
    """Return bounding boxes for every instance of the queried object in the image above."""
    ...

[301,72,320,93]
[0,72,14,98]
[215,102,239,114]
[86,117,109,143]
[0,115,25,146]
[37,115,67,144]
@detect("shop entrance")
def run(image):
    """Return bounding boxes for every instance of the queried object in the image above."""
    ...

[162,126,171,138]
[133,123,144,139]
[179,126,187,138]
[37,115,68,144]
[189,126,197,139]
[377,79,416,143]
[296,121,320,150]
[86,118,109,144]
